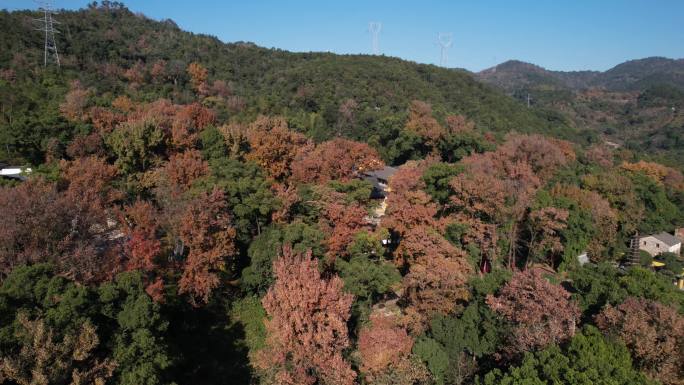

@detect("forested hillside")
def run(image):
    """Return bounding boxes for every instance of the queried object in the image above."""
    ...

[0,2,683,385]
[0,3,585,168]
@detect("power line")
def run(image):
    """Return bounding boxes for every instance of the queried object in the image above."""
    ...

[33,0,61,67]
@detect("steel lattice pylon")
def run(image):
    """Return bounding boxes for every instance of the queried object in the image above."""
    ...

[34,1,61,67]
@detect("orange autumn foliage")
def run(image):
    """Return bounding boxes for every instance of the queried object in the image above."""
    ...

[258,246,356,385]
[145,277,166,303]
[402,237,472,325]
[122,200,161,273]
[120,99,215,150]
[0,180,123,283]
[178,189,237,306]
[111,95,134,112]
[66,132,106,159]
[405,100,444,146]
[88,106,125,134]
[383,190,444,240]
[60,80,91,121]
[171,103,216,149]
[319,200,371,261]
[387,160,430,194]
[445,114,475,134]
[187,62,208,93]
[358,313,414,377]
[596,298,684,385]
[122,200,159,239]
[498,134,575,180]
[150,59,167,81]
[487,270,580,356]
[125,231,160,272]
[246,116,312,181]
[290,138,384,183]
[163,150,209,190]
[60,156,121,207]
[454,134,575,266]
[622,160,684,191]
[584,144,614,168]
[449,171,507,222]
[622,160,670,184]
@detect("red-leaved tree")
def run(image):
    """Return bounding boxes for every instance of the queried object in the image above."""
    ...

[405,100,444,147]
[187,62,208,94]
[121,200,161,273]
[246,116,312,181]
[121,200,167,302]
[526,207,569,266]
[596,298,684,385]
[60,80,91,121]
[319,200,371,262]
[290,138,384,183]
[0,180,122,283]
[257,246,356,385]
[163,149,209,191]
[358,313,414,379]
[486,270,579,357]
[454,134,575,268]
[60,156,121,208]
[171,103,216,149]
[402,237,472,329]
[177,188,237,306]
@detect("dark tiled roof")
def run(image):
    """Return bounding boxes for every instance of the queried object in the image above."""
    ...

[651,232,681,247]
[361,166,397,182]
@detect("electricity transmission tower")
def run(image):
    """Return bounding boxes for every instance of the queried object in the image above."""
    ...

[368,22,382,55]
[438,32,453,67]
[34,1,61,67]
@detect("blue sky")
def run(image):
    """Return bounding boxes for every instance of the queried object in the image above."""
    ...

[4,0,684,71]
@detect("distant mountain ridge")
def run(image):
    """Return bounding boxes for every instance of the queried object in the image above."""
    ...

[477,57,684,170]
[477,57,684,92]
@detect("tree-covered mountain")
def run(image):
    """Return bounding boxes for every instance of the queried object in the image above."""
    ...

[477,57,684,92]
[0,4,586,167]
[597,57,684,91]
[476,60,595,93]
[477,57,684,169]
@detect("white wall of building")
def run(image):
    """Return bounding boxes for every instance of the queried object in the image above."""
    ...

[639,236,681,256]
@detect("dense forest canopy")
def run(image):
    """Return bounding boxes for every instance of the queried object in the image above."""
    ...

[0,2,683,385]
